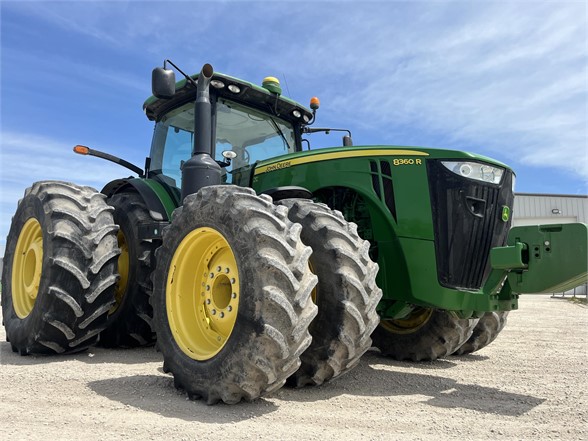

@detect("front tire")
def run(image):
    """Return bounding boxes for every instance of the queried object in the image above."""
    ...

[152,186,318,404]
[372,308,478,361]
[279,199,382,387]
[1,181,119,355]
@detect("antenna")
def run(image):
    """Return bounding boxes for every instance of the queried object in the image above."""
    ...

[282,73,292,97]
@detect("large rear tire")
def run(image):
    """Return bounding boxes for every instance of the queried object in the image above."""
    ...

[372,308,478,361]
[453,311,509,355]
[152,186,318,404]
[1,181,119,355]
[279,199,382,387]
[99,192,156,347]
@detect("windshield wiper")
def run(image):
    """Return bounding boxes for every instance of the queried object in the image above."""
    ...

[268,118,292,151]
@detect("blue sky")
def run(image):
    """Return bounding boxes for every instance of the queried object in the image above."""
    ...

[1,0,587,256]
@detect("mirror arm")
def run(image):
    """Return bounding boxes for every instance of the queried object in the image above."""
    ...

[164,59,198,88]
[73,145,144,177]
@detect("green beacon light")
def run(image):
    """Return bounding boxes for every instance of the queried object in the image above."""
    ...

[262,76,282,95]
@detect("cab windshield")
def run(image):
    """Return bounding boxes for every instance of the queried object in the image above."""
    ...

[149,98,296,187]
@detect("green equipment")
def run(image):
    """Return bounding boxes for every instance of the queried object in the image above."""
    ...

[2,61,586,404]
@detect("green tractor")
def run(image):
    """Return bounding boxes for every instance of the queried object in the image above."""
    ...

[2,62,586,404]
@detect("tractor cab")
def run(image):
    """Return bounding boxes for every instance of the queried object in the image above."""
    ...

[148,96,298,187]
[143,69,313,189]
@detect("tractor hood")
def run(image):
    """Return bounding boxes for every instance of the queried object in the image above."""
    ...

[253,145,512,177]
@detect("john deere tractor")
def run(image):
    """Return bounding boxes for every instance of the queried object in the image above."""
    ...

[2,62,586,404]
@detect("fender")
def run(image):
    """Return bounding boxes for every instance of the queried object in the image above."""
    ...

[259,186,313,202]
[102,178,179,239]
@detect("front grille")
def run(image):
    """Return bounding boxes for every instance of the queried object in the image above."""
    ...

[427,160,514,290]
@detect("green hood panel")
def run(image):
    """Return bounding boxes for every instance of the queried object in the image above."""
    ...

[254,145,511,176]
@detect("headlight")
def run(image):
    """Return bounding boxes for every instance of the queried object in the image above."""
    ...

[441,161,504,184]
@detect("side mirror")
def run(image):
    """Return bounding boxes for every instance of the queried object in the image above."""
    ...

[152,67,176,99]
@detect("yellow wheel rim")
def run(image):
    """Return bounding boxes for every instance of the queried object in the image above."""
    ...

[380,307,433,335]
[12,218,43,318]
[167,227,240,361]
[112,229,130,314]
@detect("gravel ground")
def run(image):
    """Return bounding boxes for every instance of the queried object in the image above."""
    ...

[1,295,586,441]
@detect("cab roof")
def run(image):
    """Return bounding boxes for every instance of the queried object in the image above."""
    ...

[143,72,313,123]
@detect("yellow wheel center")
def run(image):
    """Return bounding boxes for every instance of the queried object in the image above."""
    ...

[212,274,232,309]
[380,307,433,335]
[12,218,43,318]
[167,227,240,361]
[112,230,130,314]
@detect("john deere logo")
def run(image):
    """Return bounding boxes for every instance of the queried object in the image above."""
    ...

[501,206,510,222]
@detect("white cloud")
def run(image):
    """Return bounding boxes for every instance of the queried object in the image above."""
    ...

[0,131,139,256]
[289,2,588,183]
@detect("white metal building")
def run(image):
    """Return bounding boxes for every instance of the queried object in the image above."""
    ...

[513,193,588,226]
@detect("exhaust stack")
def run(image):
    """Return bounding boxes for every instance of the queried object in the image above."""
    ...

[181,63,222,200]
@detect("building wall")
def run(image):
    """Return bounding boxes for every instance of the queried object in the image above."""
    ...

[512,193,587,226]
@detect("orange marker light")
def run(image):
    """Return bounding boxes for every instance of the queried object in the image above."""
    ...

[73,145,90,155]
[310,96,320,110]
